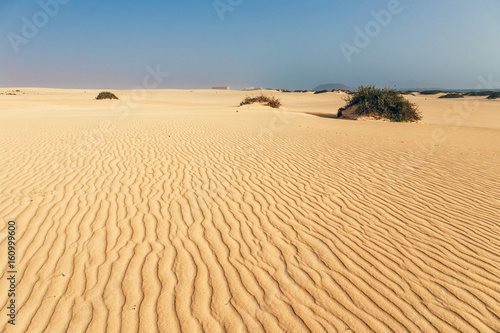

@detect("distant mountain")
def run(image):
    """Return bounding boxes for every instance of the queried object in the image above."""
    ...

[313,83,353,91]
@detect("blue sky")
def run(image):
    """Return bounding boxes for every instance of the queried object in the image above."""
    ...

[1,0,499,90]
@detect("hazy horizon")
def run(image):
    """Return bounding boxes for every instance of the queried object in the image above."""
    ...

[1,0,499,90]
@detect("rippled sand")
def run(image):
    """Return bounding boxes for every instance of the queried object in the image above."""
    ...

[0,89,499,332]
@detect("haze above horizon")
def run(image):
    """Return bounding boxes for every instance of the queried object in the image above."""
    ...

[1,0,499,90]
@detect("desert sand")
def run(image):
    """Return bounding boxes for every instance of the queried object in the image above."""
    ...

[0,88,499,332]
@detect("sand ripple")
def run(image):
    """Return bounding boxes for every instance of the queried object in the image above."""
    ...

[0,93,499,332]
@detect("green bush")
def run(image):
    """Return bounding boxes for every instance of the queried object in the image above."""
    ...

[487,92,500,99]
[96,91,118,100]
[419,90,443,95]
[267,97,282,108]
[314,90,328,94]
[461,91,500,99]
[240,94,281,109]
[439,93,464,99]
[338,85,421,122]
[464,91,495,96]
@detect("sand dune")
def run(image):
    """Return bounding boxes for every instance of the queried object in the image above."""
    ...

[0,89,499,332]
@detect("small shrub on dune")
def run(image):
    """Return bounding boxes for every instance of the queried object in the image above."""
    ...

[439,93,464,99]
[314,90,328,94]
[338,85,421,122]
[255,95,269,103]
[240,97,254,105]
[240,94,281,109]
[96,91,118,100]
[486,92,500,99]
[267,97,282,108]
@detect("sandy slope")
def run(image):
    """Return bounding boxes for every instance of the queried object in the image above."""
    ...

[0,89,499,332]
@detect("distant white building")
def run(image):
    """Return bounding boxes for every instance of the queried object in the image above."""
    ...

[212,86,230,90]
